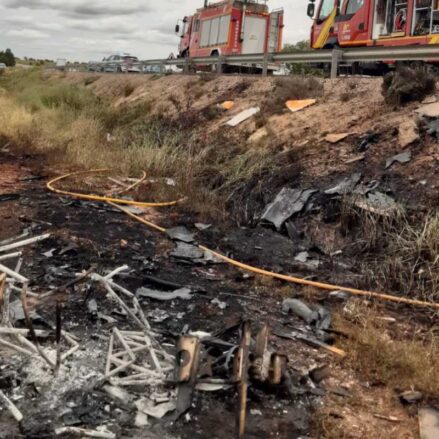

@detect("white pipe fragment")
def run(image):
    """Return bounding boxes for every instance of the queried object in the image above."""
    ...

[112,345,149,358]
[132,297,151,330]
[7,284,37,297]
[110,357,163,377]
[0,252,22,262]
[1,286,11,326]
[110,378,163,386]
[62,331,80,342]
[15,335,38,353]
[0,390,23,422]
[0,233,50,253]
[0,231,29,247]
[54,426,116,439]
[61,344,80,361]
[107,177,129,188]
[105,333,114,376]
[0,337,34,356]
[0,328,50,336]
[104,278,134,298]
[14,257,23,274]
[0,263,28,283]
[102,283,144,329]
[104,265,129,280]
[113,328,136,361]
[104,359,134,379]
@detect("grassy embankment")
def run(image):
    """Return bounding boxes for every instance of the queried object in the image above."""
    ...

[0,68,293,217]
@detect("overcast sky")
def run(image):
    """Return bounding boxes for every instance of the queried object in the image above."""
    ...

[0,0,310,61]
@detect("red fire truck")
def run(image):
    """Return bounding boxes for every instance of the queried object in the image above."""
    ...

[308,0,439,50]
[175,0,284,67]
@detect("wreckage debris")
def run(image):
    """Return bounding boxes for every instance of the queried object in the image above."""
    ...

[324,133,350,144]
[0,194,20,203]
[324,173,361,195]
[282,299,318,325]
[385,150,412,169]
[0,389,23,422]
[136,287,192,301]
[105,327,172,385]
[0,233,50,253]
[261,187,315,230]
[220,101,234,110]
[398,118,419,147]
[54,426,116,439]
[415,102,439,118]
[424,118,439,139]
[285,99,316,113]
[399,390,423,404]
[418,408,439,439]
[166,226,195,243]
[226,107,260,127]
[353,191,400,217]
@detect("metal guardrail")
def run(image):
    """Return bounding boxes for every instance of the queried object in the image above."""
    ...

[91,45,439,78]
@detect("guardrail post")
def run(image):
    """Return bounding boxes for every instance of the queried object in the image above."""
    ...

[183,58,190,75]
[330,49,343,79]
[216,56,224,75]
[262,53,270,77]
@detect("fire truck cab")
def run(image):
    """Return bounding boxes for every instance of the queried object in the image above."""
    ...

[175,0,284,59]
[308,0,439,49]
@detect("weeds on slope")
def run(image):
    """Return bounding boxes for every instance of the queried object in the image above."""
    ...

[340,197,439,302]
[0,69,281,219]
[335,305,439,395]
[367,212,439,303]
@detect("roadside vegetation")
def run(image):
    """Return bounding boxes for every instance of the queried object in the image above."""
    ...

[0,68,288,218]
[335,304,439,396]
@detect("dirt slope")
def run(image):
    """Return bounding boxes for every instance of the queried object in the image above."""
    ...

[62,72,437,203]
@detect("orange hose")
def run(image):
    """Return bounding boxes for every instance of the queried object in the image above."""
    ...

[47,170,439,310]
[47,169,182,207]
[198,246,439,309]
[108,202,166,233]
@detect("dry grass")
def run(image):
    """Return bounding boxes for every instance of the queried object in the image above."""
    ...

[334,304,439,395]
[0,95,34,148]
[368,213,439,302]
[341,196,439,302]
[0,69,282,221]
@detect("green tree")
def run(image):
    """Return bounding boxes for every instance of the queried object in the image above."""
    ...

[0,48,16,66]
[281,40,315,75]
[283,40,311,52]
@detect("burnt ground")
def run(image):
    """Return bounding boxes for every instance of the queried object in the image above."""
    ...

[0,148,432,438]
[0,150,322,439]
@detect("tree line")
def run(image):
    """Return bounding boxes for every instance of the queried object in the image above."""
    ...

[0,49,16,67]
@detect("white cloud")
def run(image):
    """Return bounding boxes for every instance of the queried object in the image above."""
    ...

[6,28,50,39]
[0,0,311,61]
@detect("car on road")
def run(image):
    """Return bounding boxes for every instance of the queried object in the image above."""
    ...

[142,65,162,74]
[87,62,101,72]
[102,53,141,73]
[0,63,7,70]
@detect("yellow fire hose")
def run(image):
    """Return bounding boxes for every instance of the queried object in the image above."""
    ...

[47,169,181,207]
[47,170,439,310]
